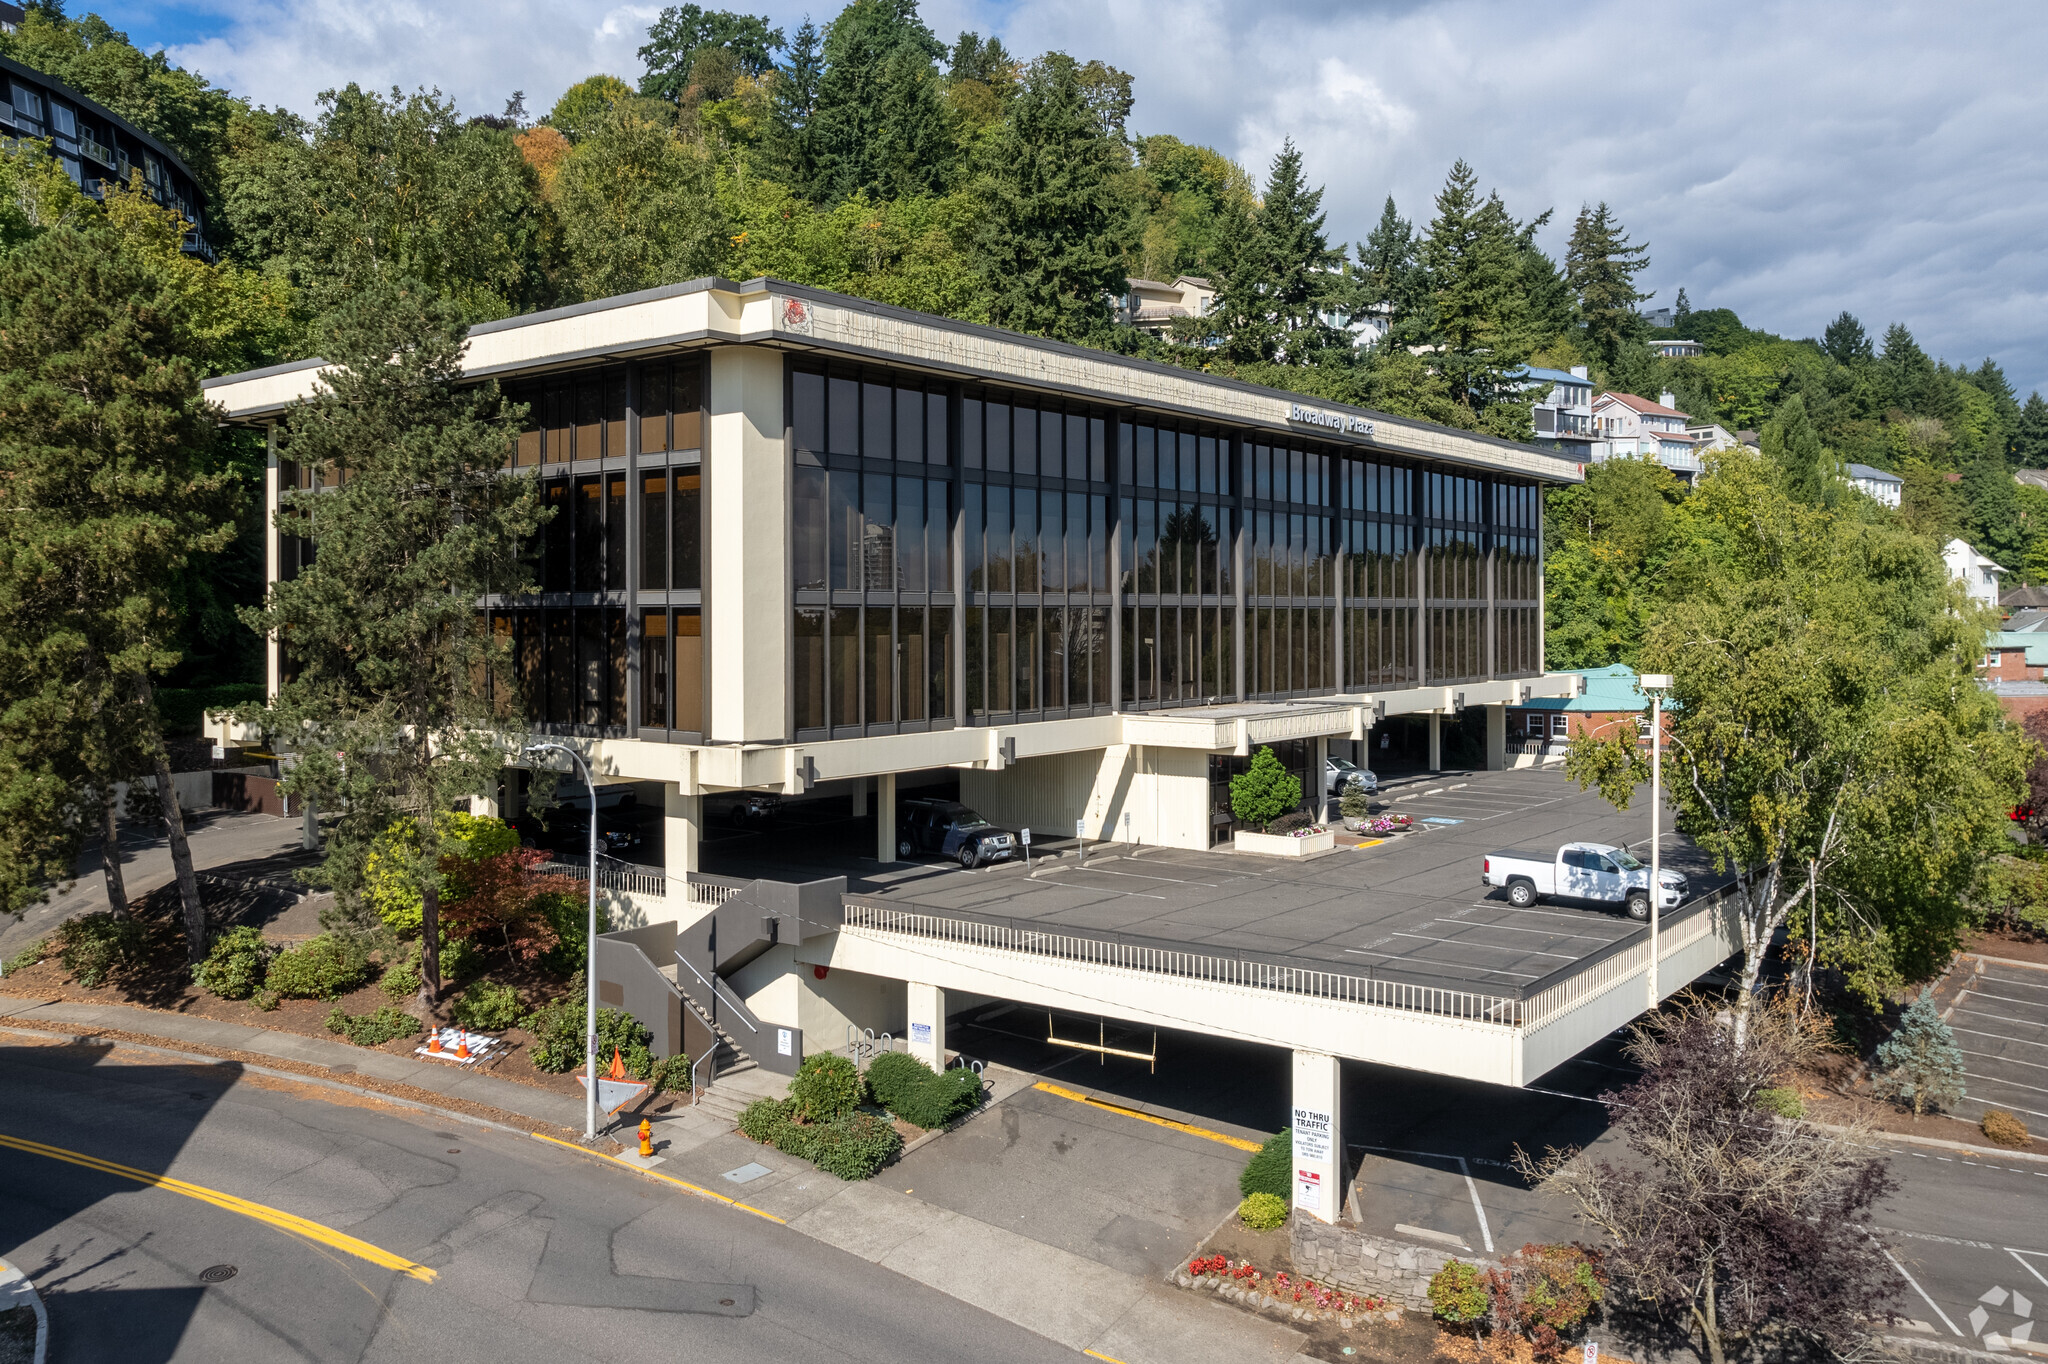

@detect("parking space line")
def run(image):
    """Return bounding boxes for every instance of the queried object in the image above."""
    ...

[1883,1245,1963,1336]
[1040,866,1225,888]
[1965,1073,2048,1098]
[1031,1082,1263,1152]
[1385,930,1580,960]
[1434,918,1617,943]
[1961,1047,2048,1073]
[1962,992,2048,1011]
[1456,1156,1495,1253]
[1954,1026,2048,1050]
[1954,1008,2048,1031]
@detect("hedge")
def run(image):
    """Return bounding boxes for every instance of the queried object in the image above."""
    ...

[864,1051,985,1130]
[738,1097,901,1180]
[1239,1129,1291,1199]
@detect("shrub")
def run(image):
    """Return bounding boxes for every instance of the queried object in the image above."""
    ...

[1238,1192,1288,1230]
[1983,1109,2032,1148]
[252,989,280,1011]
[1230,746,1301,830]
[865,1050,931,1112]
[790,1053,863,1123]
[892,1065,984,1130]
[55,913,146,987]
[1339,789,1373,820]
[450,978,522,1031]
[1489,1243,1605,1359]
[264,933,373,1000]
[1871,988,1966,1116]
[525,978,586,1073]
[364,811,521,935]
[1239,1129,1291,1199]
[191,926,271,1000]
[325,1004,424,1047]
[536,889,609,974]
[1429,1259,1490,1329]
[810,1110,902,1180]
[1265,810,1313,835]
[738,1096,796,1145]
[647,1052,694,1094]
[438,933,479,985]
[379,948,422,1001]
[1754,1085,1805,1119]
[2,937,49,974]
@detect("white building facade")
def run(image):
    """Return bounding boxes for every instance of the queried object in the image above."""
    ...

[1945,537,2004,611]
[1591,390,1702,481]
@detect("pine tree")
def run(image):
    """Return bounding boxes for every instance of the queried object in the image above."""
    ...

[1355,195,1427,346]
[1823,311,1873,366]
[0,223,234,952]
[1871,988,1966,1117]
[1253,140,1342,360]
[974,53,1129,343]
[1519,212,1577,344]
[1762,395,1841,505]
[807,0,954,203]
[1421,160,1533,411]
[1229,746,1301,831]
[1880,322,1935,414]
[245,281,545,1002]
[2014,392,2048,468]
[1671,286,1692,334]
[1564,201,1650,372]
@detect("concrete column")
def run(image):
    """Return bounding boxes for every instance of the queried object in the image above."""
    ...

[1428,713,1443,772]
[907,981,945,1071]
[876,772,897,862]
[1291,1050,1343,1226]
[264,423,281,701]
[850,776,867,817]
[300,801,319,851]
[664,785,700,881]
[706,346,789,743]
[1485,704,1507,771]
[1313,735,1329,822]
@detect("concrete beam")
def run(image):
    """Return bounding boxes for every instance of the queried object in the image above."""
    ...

[876,772,897,863]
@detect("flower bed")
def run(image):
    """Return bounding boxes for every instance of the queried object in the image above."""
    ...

[1176,1253,1401,1327]
[1234,828,1337,857]
[1366,814,1414,835]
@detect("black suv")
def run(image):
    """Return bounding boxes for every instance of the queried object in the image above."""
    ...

[898,799,1018,868]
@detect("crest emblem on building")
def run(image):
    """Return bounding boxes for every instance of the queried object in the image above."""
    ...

[780,296,812,333]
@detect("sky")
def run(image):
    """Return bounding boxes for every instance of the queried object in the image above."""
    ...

[89,0,2048,397]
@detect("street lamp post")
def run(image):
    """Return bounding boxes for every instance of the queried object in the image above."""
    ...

[1640,674,1673,1010]
[525,741,599,1140]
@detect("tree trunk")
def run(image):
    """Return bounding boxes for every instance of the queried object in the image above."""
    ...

[418,866,442,1011]
[1700,1270,1726,1364]
[133,675,207,961]
[98,785,129,918]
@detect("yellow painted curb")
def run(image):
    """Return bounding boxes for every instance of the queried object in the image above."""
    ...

[1032,1082,1263,1152]
[0,1131,436,1281]
[527,1131,787,1224]
[1083,1350,1130,1362]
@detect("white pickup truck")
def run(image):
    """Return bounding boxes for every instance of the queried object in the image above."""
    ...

[1481,843,1687,921]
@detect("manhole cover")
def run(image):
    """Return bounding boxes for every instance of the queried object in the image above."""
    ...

[199,1264,237,1284]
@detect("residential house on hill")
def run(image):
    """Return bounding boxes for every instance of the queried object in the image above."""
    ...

[1946,538,2005,613]
[1517,364,1595,458]
[1846,463,1903,509]
[1120,276,1215,336]
[1592,390,1702,482]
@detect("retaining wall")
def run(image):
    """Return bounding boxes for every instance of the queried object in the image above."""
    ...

[1289,1216,1485,1311]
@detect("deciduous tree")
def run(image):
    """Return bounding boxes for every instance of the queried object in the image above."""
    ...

[638,5,784,103]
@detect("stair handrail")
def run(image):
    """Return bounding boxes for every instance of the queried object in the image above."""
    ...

[673,947,761,1035]
[691,1048,715,1105]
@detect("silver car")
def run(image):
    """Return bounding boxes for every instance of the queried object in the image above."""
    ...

[1325,756,1379,797]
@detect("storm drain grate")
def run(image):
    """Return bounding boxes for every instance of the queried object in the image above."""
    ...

[199,1264,237,1284]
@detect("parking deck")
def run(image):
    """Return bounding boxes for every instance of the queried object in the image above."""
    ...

[864,767,1729,998]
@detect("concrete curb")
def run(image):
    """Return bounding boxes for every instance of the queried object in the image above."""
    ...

[1960,951,2048,975]
[1814,1118,2048,1166]
[0,1256,49,1364]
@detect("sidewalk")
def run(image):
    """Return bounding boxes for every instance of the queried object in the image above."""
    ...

[0,992,1309,1364]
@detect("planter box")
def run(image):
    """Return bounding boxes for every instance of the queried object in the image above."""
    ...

[1234,828,1336,857]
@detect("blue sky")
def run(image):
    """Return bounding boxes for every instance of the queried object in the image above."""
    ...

[109,0,2048,398]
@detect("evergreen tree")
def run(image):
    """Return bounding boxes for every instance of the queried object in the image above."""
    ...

[1199,189,1276,362]
[1880,322,1935,413]
[1761,394,1841,506]
[1229,746,1301,831]
[1564,201,1650,372]
[974,53,1128,343]
[1972,357,2022,449]
[765,18,824,191]
[246,282,545,1002]
[1355,195,1428,346]
[1671,286,1692,334]
[806,0,954,203]
[1871,988,1966,1117]
[1250,140,1342,360]
[1519,211,1577,344]
[2014,392,2048,468]
[0,223,235,952]
[1422,160,1533,411]
[1823,311,1873,366]
[1963,443,2027,569]
[637,6,784,103]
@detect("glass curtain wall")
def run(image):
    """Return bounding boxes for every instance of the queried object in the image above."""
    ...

[1422,469,1490,685]
[1119,422,1232,706]
[1340,458,1419,689]
[961,391,1113,722]
[1493,481,1542,677]
[1241,440,1336,700]
[493,359,704,733]
[791,367,955,738]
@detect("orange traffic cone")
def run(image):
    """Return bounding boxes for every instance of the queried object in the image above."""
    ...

[428,1032,443,1053]
[456,1035,471,1060]
[607,1046,627,1082]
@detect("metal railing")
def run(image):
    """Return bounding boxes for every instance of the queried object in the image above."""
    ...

[536,853,666,898]
[841,900,1523,1026]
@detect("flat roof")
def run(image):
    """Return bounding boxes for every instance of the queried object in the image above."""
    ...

[857,767,1727,1000]
[199,278,1584,487]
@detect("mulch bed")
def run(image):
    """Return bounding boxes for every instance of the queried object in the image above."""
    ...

[1962,925,2048,969]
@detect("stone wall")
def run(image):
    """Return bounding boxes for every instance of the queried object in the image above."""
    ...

[1290,1216,1488,1311]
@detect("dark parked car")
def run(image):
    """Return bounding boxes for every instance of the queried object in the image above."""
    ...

[516,807,642,856]
[898,799,1018,868]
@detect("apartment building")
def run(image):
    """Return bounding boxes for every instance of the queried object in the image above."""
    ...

[0,54,213,256]
[1519,365,1596,458]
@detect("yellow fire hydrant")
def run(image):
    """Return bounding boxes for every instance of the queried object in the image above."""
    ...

[638,1118,653,1159]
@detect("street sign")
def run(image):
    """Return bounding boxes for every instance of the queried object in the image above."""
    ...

[1075,818,1086,840]
[1021,827,1031,845]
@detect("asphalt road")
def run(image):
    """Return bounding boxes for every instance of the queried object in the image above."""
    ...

[0,1036,1087,1364]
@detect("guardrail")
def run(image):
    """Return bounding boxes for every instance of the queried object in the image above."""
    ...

[842,899,1524,1026]
[536,859,749,908]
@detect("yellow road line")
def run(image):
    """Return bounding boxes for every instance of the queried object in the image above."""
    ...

[0,1131,437,1282]
[527,1132,786,1224]
[1083,1351,1129,1363]
[1032,1082,1263,1152]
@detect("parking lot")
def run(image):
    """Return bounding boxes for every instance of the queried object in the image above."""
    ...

[1948,959,2048,1128]
[862,767,1726,998]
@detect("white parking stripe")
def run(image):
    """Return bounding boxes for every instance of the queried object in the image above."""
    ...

[1962,991,2048,1011]
[1953,1008,2048,1032]
[1383,930,1580,959]
[1981,975,2048,992]
[1953,1026,2048,1050]
[1966,1071,2048,1097]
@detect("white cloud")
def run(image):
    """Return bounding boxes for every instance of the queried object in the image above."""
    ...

[168,0,2048,394]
